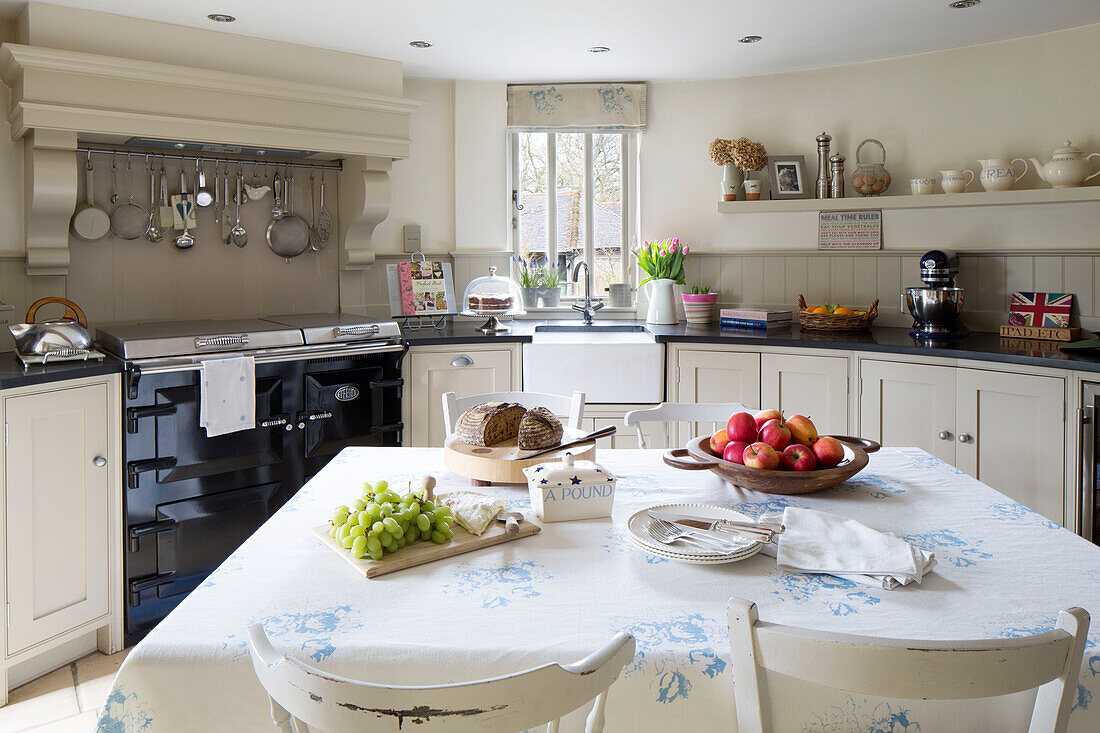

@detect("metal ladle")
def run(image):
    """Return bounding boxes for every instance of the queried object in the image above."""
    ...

[230,171,248,248]
[144,156,163,243]
[174,169,195,249]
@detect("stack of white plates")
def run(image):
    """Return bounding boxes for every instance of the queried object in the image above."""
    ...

[627,503,767,564]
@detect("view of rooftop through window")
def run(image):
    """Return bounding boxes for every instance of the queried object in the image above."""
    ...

[515,132,624,298]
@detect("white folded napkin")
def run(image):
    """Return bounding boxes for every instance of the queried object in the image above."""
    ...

[759,507,936,590]
[199,356,255,437]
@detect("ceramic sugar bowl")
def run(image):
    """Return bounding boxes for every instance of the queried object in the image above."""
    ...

[1029,141,1100,189]
[523,453,616,522]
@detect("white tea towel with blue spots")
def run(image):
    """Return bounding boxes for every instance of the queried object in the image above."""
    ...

[198,355,254,437]
[759,506,936,589]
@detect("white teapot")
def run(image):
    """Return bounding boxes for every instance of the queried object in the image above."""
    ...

[1029,141,1100,188]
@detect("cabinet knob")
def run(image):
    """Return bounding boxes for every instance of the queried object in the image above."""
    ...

[93,456,107,467]
[957,433,973,444]
[938,430,952,440]
[450,354,473,367]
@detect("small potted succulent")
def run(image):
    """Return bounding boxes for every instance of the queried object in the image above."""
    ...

[682,285,719,325]
[539,264,563,307]
[513,256,542,308]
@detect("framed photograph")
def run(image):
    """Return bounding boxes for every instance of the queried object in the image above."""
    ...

[766,155,812,199]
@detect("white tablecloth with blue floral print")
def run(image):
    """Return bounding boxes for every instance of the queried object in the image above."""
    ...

[96,447,1100,732]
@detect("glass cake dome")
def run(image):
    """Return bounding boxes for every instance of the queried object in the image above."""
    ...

[461,266,525,333]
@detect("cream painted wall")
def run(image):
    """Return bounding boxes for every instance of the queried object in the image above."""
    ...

[17,3,404,96]
[453,81,508,251]
[372,79,455,255]
[642,23,1100,251]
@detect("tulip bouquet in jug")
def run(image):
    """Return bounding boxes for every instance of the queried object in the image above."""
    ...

[709,410,845,471]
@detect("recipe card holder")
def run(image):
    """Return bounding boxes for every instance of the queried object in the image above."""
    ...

[385,251,458,331]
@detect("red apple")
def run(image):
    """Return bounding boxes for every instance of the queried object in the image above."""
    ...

[780,443,818,471]
[754,409,782,430]
[812,436,846,469]
[726,412,758,444]
[786,415,818,447]
[759,418,791,451]
[743,442,780,470]
[723,440,751,464]
[710,429,731,455]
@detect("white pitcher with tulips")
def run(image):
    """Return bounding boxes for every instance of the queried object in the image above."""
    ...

[633,237,688,325]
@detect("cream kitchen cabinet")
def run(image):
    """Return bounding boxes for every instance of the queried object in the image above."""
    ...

[669,348,760,445]
[859,359,1067,524]
[1,374,123,705]
[581,404,660,449]
[859,360,957,463]
[405,344,521,447]
[761,353,850,435]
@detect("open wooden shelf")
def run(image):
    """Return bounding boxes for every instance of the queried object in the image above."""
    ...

[716,186,1100,214]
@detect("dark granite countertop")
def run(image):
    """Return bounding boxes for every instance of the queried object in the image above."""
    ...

[0,352,124,391]
[401,319,1100,374]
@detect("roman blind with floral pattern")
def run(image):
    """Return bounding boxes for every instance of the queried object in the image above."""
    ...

[506,83,647,132]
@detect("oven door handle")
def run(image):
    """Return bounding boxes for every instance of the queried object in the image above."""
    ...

[128,517,178,553]
[129,571,177,607]
[127,457,178,490]
[127,403,177,434]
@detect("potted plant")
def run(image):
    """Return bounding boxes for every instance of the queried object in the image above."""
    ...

[709,137,768,201]
[539,264,563,307]
[632,237,687,325]
[513,256,542,308]
[682,285,719,325]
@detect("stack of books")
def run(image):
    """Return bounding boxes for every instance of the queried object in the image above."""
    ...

[719,309,793,332]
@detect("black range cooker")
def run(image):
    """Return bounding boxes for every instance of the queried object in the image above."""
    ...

[96,314,406,644]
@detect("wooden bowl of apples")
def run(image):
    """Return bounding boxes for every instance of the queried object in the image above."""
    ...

[662,410,880,495]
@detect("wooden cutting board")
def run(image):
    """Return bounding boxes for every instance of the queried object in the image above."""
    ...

[311,515,541,578]
[443,427,596,485]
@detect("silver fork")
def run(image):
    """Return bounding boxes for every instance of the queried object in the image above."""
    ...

[645,517,740,553]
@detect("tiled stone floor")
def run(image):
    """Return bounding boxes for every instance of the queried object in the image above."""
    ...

[0,649,130,732]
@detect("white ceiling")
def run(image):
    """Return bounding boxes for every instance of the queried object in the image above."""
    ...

[4,1,1100,82]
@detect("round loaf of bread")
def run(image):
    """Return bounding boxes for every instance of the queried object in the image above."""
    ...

[518,407,563,450]
[455,401,526,446]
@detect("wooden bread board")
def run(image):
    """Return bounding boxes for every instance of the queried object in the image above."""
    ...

[311,516,541,578]
[443,427,595,485]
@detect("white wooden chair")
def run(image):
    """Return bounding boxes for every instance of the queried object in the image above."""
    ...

[727,597,1090,733]
[248,623,635,733]
[442,390,586,437]
[623,402,751,449]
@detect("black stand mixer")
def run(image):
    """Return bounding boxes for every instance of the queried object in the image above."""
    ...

[903,249,968,340]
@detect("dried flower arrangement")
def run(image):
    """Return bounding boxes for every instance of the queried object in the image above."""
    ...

[729,137,768,171]
[708,138,736,166]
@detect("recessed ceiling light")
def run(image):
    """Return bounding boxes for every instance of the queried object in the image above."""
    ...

[173,143,186,149]
[206,13,236,23]
[409,40,433,48]
[738,35,763,44]
[948,0,979,7]
[587,46,611,54]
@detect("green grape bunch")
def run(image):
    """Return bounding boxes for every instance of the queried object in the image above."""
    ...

[327,476,453,561]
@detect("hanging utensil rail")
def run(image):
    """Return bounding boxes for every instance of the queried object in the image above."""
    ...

[74,145,343,172]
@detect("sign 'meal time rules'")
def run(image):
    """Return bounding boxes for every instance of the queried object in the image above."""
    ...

[818,210,882,250]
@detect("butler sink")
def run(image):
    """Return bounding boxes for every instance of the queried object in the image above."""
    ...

[524,325,663,403]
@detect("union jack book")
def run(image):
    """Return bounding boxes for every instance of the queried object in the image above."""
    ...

[1008,292,1073,327]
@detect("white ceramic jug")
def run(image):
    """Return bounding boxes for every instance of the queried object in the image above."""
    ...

[978,158,1028,191]
[645,278,679,325]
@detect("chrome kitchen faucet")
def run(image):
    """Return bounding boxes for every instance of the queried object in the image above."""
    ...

[571,259,604,325]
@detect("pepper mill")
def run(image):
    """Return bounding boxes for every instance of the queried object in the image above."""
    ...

[816,132,832,199]
[829,153,846,199]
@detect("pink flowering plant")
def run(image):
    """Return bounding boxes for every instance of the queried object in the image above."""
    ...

[633,237,689,286]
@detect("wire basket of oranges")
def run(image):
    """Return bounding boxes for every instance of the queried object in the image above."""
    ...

[797,295,878,331]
